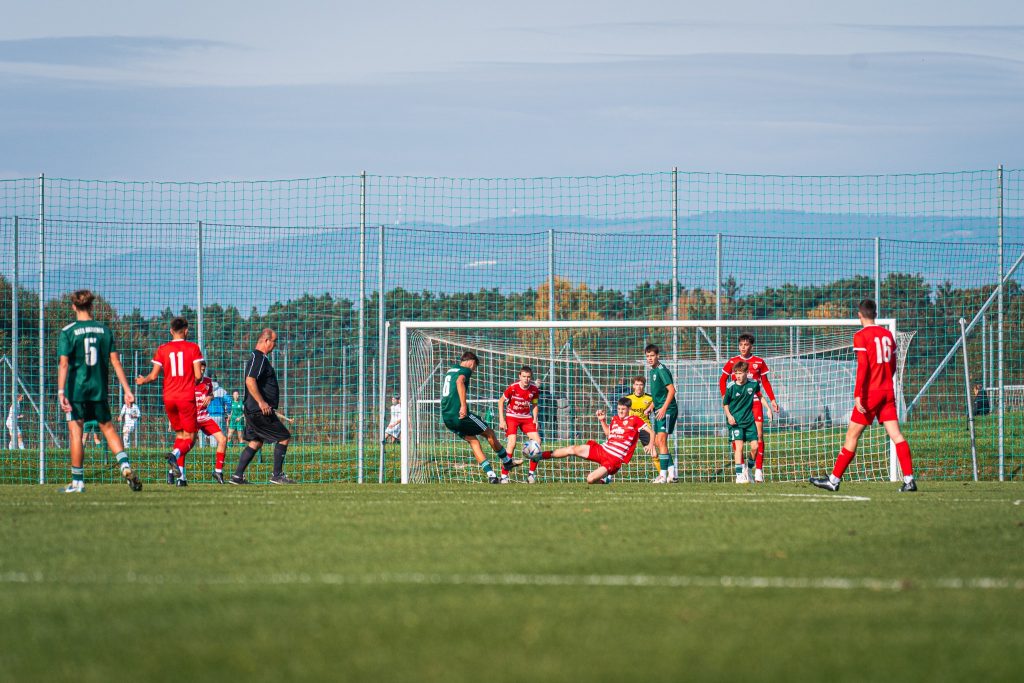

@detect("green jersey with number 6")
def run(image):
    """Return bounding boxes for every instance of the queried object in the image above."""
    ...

[440,365,472,422]
[57,321,115,402]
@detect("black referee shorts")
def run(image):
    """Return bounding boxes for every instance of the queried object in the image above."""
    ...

[243,410,291,444]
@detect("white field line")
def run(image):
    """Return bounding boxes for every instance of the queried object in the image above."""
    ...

[0,571,1020,592]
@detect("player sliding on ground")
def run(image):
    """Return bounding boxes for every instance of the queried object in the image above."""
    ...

[441,351,523,484]
[57,289,142,492]
[722,361,762,484]
[532,398,655,485]
[810,298,917,492]
[623,375,657,479]
[645,344,678,483]
[497,365,542,484]
[136,316,204,486]
[720,333,779,482]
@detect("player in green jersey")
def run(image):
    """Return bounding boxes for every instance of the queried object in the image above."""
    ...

[441,351,523,483]
[722,360,761,484]
[645,344,679,483]
[56,290,142,492]
[226,390,245,443]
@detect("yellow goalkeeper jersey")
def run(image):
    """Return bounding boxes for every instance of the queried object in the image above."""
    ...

[625,393,654,426]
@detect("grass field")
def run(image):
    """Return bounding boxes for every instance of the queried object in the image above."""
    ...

[1,481,1022,682]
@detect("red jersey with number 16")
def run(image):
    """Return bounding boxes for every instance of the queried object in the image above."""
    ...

[852,325,897,400]
[152,340,204,401]
[502,381,540,419]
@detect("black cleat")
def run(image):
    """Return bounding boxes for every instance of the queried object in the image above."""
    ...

[212,471,225,485]
[166,454,181,479]
[229,474,250,485]
[809,476,840,492]
[899,479,918,492]
[175,478,189,487]
[487,476,502,484]
[502,457,525,471]
[166,470,175,485]
[269,473,297,485]
[123,468,143,492]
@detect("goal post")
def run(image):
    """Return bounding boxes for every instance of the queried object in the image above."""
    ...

[399,319,906,485]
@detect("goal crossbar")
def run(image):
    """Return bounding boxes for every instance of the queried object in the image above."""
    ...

[399,319,897,484]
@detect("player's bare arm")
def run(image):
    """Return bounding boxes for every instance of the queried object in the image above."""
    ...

[724,404,736,426]
[760,396,774,421]
[109,352,135,405]
[136,363,161,386]
[246,376,272,415]
[57,355,72,413]
[456,375,468,419]
[497,394,507,430]
[596,409,611,437]
[639,424,656,456]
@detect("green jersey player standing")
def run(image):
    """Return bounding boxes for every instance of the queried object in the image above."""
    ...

[645,343,679,483]
[722,360,763,484]
[441,351,522,483]
[56,289,142,492]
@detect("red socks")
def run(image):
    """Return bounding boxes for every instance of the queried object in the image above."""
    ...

[755,440,765,470]
[173,438,194,466]
[895,441,913,477]
[832,447,855,479]
[215,450,226,471]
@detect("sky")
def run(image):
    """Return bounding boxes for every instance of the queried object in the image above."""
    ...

[1,0,1023,180]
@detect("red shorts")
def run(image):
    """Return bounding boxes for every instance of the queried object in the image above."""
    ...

[752,399,764,423]
[505,416,538,436]
[164,399,198,433]
[584,440,625,475]
[850,393,898,426]
[198,418,222,437]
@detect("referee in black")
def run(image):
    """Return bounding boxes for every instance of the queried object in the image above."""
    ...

[230,328,296,485]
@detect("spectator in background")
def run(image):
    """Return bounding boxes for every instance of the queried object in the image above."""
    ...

[6,393,26,449]
[226,390,245,444]
[973,384,991,416]
[118,398,141,448]
[383,395,402,444]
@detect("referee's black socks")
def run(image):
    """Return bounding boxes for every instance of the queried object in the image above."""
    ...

[235,446,257,478]
[273,443,288,477]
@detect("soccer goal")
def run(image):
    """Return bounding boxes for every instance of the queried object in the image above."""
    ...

[399,319,911,484]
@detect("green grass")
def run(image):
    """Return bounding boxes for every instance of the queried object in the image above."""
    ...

[1,482,1022,682]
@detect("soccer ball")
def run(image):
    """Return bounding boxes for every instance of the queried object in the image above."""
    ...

[523,440,542,460]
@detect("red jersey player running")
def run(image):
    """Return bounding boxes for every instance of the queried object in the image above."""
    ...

[497,365,543,484]
[720,333,779,482]
[136,316,204,485]
[531,398,655,485]
[195,361,229,484]
[810,299,917,492]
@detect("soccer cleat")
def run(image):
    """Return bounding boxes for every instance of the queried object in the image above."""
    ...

[526,472,537,484]
[503,457,525,470]
[487,475,501,485]
[269,473,297,485]
[746,458,756,471]
[123,467,143,492]
[166,470,175,485]
[212,471,225,485]
[651,473,667,484]
[666,474,678,484]
[735,471,750,484]
[754,468,765,483]
[62,481,85,493]
[603,474,614,485]
[229,474,250,485]
[899,479,918,493]
[809,476,840,492]
[175,478,189,487]
[166,454,181,479]
[499,474,511,484]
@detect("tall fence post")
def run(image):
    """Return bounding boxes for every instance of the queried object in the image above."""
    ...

[11,217,19,454]
[997,164,1004,481]
[671,167,679,363]
[548,228,556,389]
[981,313,987,390]
[874,236,881,315]
[715,233,722,362]
[196,220,204,350]
[378,224,386,483]
[357,171,367,483]
[959,318,980,481]
[37,173,45,484]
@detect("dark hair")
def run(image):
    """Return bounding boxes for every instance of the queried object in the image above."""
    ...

[519,365,533,375]
[738,333,755,345]
[71,289,94,311]
[617,397,632,408]
[631,375,646,385]
[859,299,877,319]
[460,351,479,363]
[170,317,189,332]
[733,360,749,373]
[644,344,660,354]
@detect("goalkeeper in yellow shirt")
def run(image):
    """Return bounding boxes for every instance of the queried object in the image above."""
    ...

[623,375,658,480]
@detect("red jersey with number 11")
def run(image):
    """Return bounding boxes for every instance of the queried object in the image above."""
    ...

[152,339,204,401]
[852,325,897,400]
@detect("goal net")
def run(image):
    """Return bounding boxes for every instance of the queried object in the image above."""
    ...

[399,320,912,484]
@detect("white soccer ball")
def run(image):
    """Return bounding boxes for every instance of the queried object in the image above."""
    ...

[523,440,542,459]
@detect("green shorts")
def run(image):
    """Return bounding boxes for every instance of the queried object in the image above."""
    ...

[729,424,758,443]
[653,410,678,434]
[69,401,111,424]
[443,412,489,438]
[228,417,245,431]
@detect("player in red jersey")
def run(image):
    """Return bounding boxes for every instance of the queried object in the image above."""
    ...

[195,361,229,485]
[810,299,917,492]
[136,316,204,484]
[497,366,543,484]
[532,398,655,485]
[720,333,779,482]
